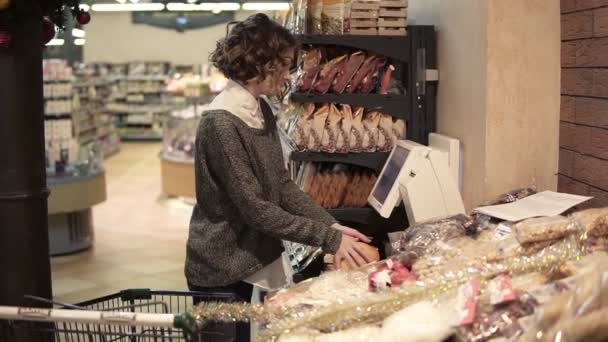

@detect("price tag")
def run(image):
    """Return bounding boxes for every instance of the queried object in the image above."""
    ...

[456,279,480,325]
[494,222,513,241]
[488,274,517,305]
[101,312,136,322]
[18,308,51,318]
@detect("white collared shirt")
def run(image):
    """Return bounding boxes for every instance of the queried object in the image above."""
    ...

[207,80,265,129]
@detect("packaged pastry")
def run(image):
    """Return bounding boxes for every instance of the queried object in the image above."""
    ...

[308,0,324,34]
[292,103,316,151]
[313,55,348,94]
[331,51,365,94]
[321,104,342,153]
[570,207,608,238]
[377,113,394,152]
[349,107,365,152]
[308,104,329,151]
[335,104,353,152]
[392,118,406,142]
[321,0,352,34]
[361,111,380,151]
[297,49,323,92]
[512,216,577,244]
[393,214,470,260]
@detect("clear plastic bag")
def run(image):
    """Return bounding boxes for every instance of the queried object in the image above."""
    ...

[516,253,608,342]
[389,214,471,261]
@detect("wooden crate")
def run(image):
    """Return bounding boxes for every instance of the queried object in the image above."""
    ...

[351,9,379,19]
[379,7,408,17]
[378,27,406,36]
[351,1,380,10]
[351,19,378,28]
[379,0,408,8]
[350,27,379,35]
[378,17,407,28]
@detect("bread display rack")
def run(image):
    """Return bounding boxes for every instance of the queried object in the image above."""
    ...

[289,26,437,241]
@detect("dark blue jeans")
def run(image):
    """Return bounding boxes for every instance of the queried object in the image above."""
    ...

[188,281,254,342]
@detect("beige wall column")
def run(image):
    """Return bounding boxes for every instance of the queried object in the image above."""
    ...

[436,0,560,210]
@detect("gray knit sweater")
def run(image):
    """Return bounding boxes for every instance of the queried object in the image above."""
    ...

[185,108,341,287]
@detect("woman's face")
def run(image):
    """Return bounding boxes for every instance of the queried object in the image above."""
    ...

[255,47,295,97]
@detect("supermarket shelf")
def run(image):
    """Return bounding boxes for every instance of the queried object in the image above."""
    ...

[290,151,389,172]
[80,136,97,145]
[296,34,409,62]
[45,113,72,119]
[44,79,72,84]
[290,93,409,120]
[120,134,162,141]
[44,96,72,100]
[78,123,98,134]
[123,75,167,81]
[74,79,117,88]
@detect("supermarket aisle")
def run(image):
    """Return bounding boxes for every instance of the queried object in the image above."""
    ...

[51,143,192,303]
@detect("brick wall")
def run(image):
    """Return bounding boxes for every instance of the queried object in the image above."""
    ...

[560,0,608,208]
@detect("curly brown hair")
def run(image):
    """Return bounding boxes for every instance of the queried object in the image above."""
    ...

[210,13,297,82]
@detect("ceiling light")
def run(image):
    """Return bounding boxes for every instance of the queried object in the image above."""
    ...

[212,9,221,13]
[187,0,198,2]
[116,0,127,3]
[242,2,290,11]
[91,3,165,11]
[72,28,86,38]
[46,39,65,46]
[166,2,240,11]
[129,0,140,3]
[79,4,90,11]
[74,39,86,46]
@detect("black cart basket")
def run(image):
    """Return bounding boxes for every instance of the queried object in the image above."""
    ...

[0,289,240,342]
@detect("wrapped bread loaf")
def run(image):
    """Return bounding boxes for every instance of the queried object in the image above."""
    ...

[513,216,576,244]
[335,104,353,152]
[570,208,608,238]
[308,104,329,151]
[321,104,342,153]
[361,111,380,152]
[349,107,365,152]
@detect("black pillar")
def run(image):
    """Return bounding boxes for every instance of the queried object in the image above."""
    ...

[0,9,53,309]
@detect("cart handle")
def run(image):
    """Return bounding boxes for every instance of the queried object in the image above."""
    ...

[0,305,178,328]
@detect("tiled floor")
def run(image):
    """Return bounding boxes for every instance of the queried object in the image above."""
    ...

[51,142,192,304]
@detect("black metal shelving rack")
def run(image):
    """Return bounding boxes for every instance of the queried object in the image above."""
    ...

[289,26,437,238]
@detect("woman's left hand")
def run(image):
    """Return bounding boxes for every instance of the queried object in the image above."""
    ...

[331,223,371,243]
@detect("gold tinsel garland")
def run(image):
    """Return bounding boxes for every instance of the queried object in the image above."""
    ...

[191,234,587,341]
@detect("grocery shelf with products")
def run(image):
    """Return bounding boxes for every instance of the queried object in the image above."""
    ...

[283,25,437,247]
[43,59,109,256]
[159,72,227,198]
[101,61,173,141]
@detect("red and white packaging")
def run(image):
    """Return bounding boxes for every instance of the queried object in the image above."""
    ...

[488,274,518,305]
[456,279,481,325]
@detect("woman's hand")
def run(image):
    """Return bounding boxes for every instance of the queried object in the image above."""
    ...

[331,223,371,243]
[334,234,375,270]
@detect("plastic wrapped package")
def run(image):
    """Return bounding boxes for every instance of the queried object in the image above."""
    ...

[297,49,324,92]
[321,104,341,153]
[490,187,537,205]
[516,253,608,342]
[512,216,577,244]
[388,214,471,260]
[287,0,308,34]
[291,103,316,151]
[308,0,324,34]
[455,293,539,342]
[361,111,380,152]
[570,207,608,238]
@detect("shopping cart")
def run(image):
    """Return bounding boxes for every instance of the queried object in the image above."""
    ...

[0,289,240,342]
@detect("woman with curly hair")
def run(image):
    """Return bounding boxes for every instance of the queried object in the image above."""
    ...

[185,13,373,340]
